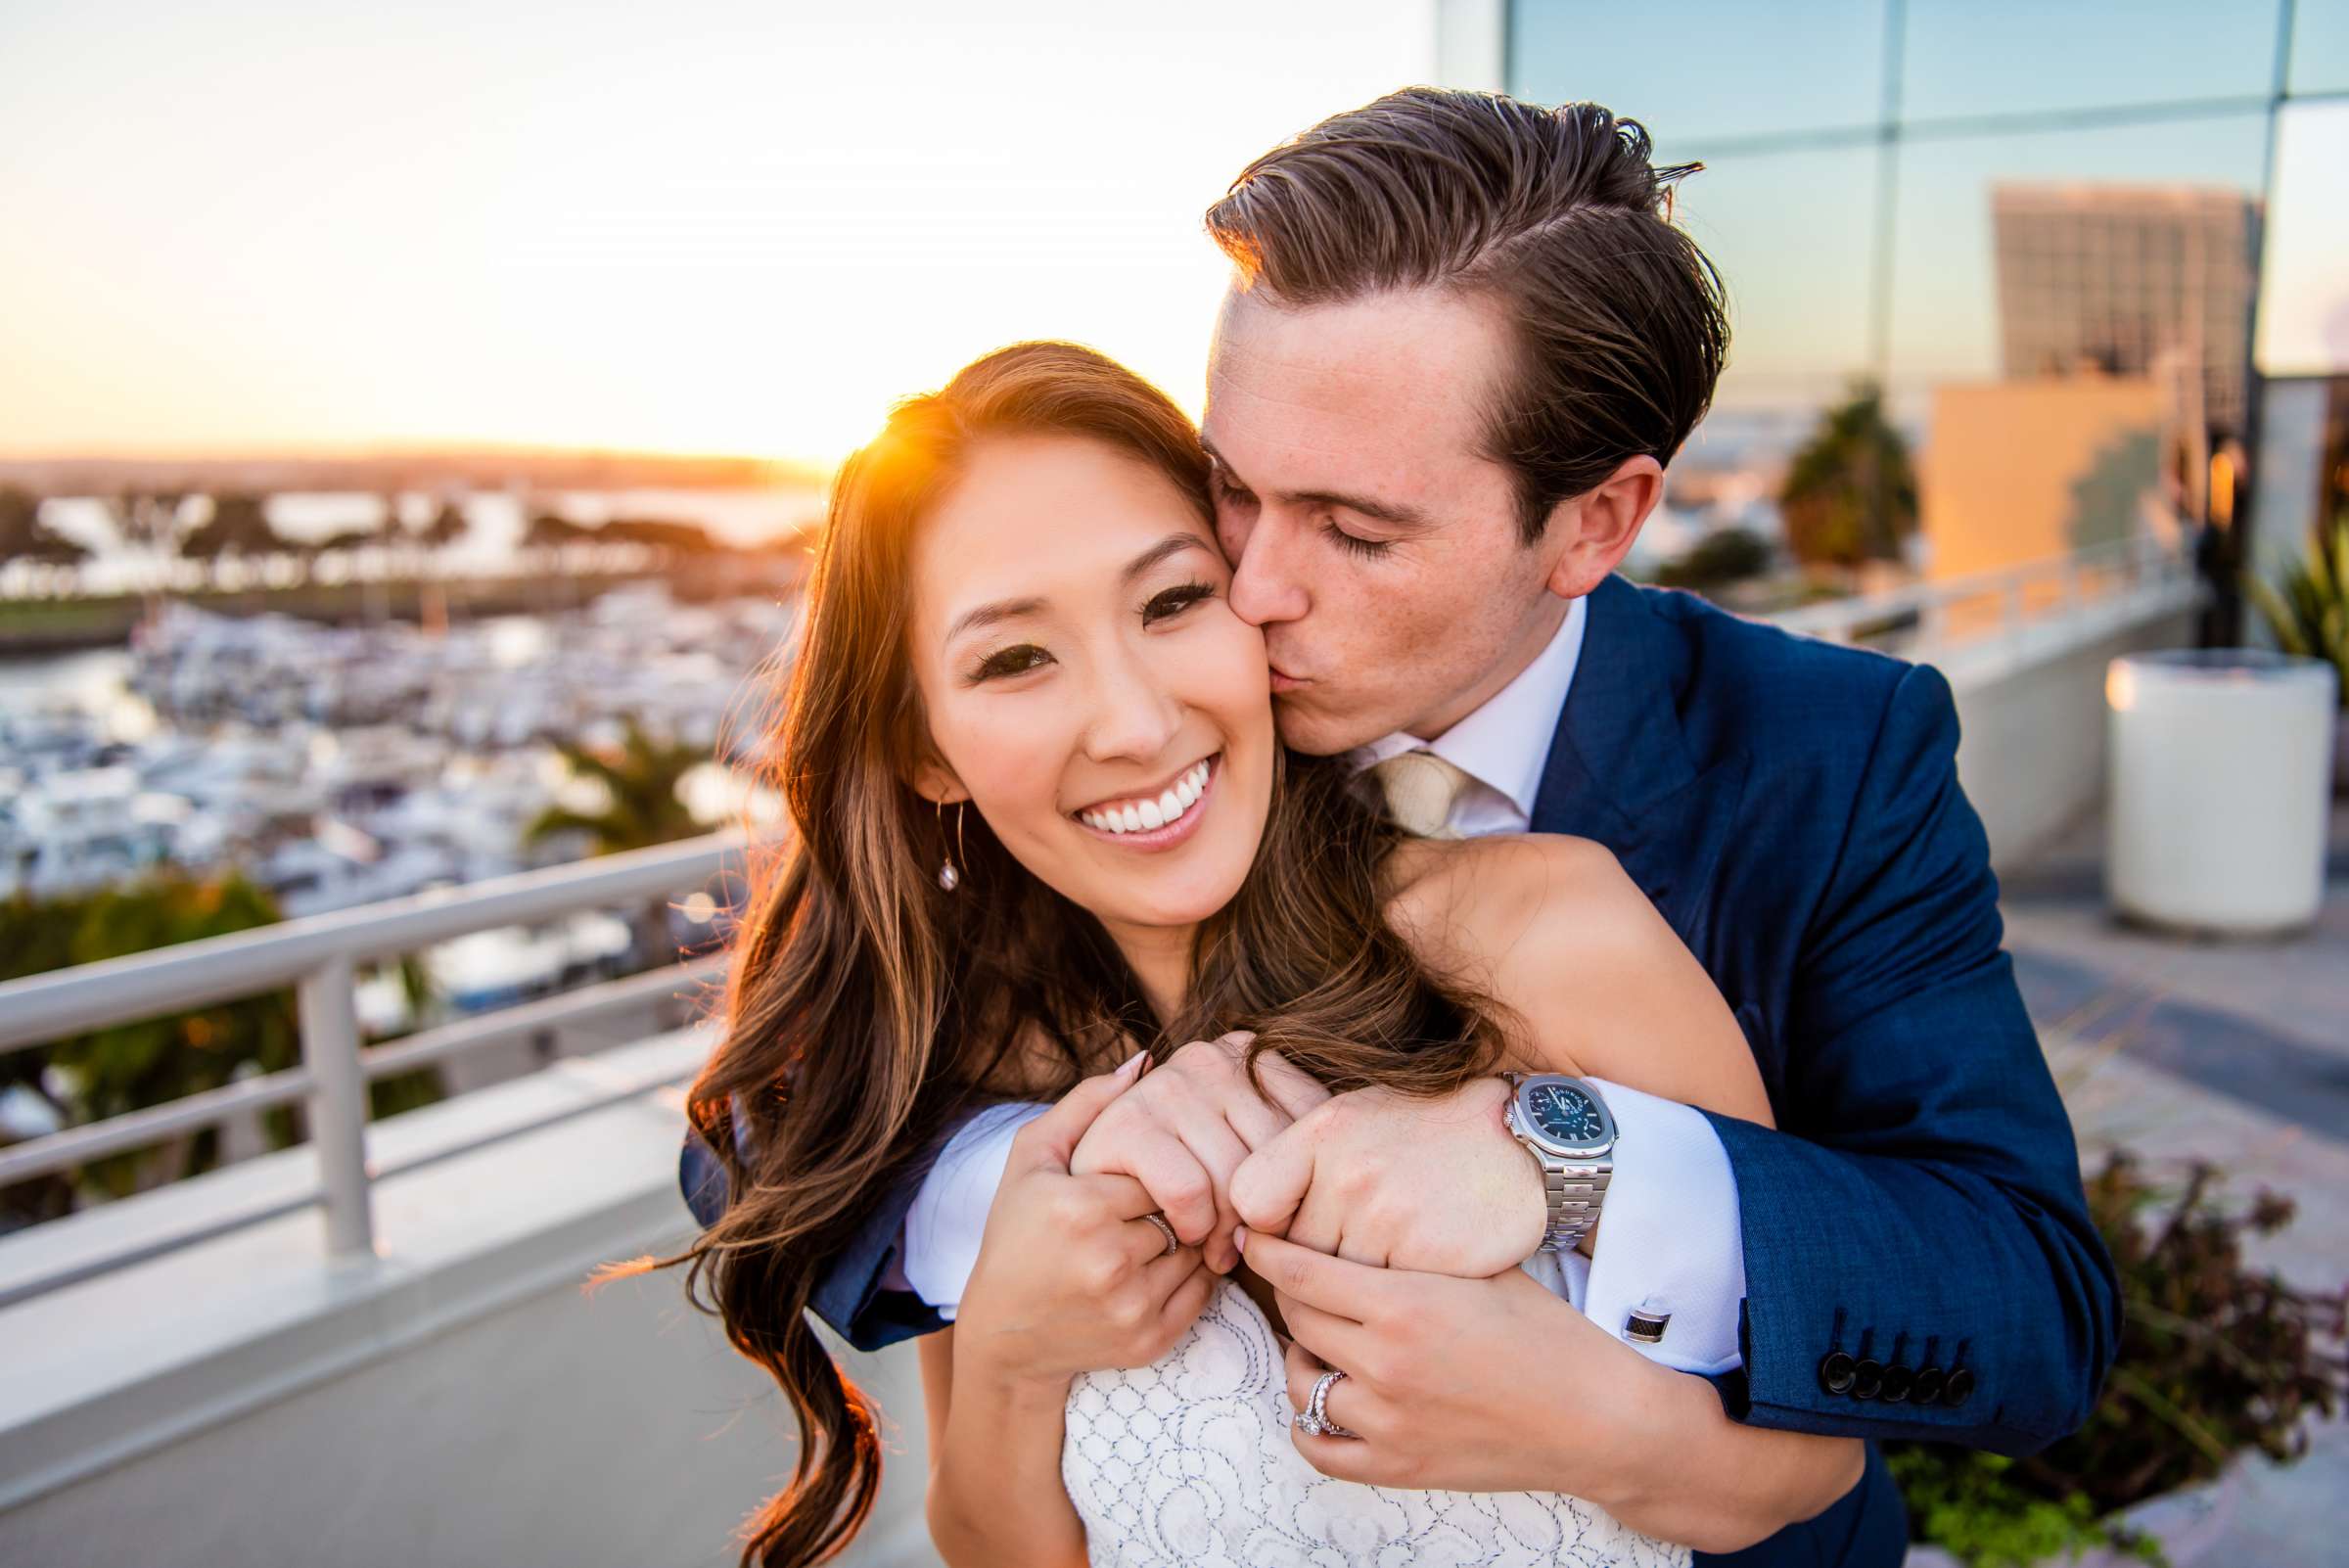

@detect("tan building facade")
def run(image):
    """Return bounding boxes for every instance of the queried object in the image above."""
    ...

[1922,377,2170,582]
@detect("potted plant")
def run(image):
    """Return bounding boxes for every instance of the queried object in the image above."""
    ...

[2245,503,2349,791]
[1889,1152,2348,1567]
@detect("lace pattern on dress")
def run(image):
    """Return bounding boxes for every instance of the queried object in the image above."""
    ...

[1060,1278,1690,1568]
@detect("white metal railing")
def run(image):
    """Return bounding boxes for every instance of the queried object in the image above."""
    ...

[0,535,2200,1304]
[0,832,746,1302]
[1765,533,2197,660]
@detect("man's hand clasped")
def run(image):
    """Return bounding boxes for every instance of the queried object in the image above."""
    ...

[1248,1226,1665,1495]
[1027,1033,1632,1490]
[1228,1075,1548,1275]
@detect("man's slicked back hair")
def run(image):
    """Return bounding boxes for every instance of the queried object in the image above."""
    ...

[1205,87,1729,544]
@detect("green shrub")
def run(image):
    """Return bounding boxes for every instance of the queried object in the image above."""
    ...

[2245,503,2348,707]
[1889,1153,2349,1567]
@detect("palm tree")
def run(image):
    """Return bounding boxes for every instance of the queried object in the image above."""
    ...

[523,718,710,965]
[0,485,79,601]
[1778,384,1917,571]
[180,491,278,560]
[421,499,467,550]
[0,487,86,570]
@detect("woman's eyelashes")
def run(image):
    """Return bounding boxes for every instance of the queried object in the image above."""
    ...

[1142,580,1217,623]
[965,582,1220,683]
[970,643,1052,682]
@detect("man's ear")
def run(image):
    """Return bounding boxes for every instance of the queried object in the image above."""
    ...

[1541,455,1666,600]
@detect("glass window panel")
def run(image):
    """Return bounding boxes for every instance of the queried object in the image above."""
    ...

[1887,115,2267,394]
[1659,146,1881,566]
[1901,0,2284,120]
[1680,147,1880,408]
[2290,0,2349,94]
[1884,115,2269,580]
[2256,101,2349,376]
[1506,0,1885,148]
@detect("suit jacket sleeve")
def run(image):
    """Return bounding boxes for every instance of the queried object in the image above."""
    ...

[676,1117,946,1353]
[1702,663,2121,1453]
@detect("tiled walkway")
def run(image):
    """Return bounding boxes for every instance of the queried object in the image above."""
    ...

[1976,801,2349,1564]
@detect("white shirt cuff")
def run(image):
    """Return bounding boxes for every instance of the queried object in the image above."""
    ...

[897,1102,1050,1320]
[1575,1079,1746,1375]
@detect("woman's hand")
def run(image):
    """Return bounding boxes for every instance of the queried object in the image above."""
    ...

[955,1054,1218,1390]
[1071,1031,1330,1275]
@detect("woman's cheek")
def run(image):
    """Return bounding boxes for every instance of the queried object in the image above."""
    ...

[1198,614,1272,705]
[960,711,1045,818]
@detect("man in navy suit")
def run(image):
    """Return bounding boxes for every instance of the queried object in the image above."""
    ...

[685,89,2117,1563]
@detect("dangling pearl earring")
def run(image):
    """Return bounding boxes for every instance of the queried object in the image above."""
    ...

[937,800,965,892]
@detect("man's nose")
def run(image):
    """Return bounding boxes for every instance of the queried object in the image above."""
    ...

[1226,513,1310,628]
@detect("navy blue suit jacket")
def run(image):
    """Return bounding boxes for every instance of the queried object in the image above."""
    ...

[680,574,2120,1565]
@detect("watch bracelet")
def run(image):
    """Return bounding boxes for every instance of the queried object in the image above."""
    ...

[1540,1162,1610,1252]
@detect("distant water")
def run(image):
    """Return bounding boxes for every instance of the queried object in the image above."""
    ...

[0,647,133,713]
[38,486,824,578]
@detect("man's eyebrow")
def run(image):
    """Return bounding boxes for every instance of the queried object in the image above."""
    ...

[1290,486,1430,530]
[1198,435,1429,530]
[944,595,1043,643]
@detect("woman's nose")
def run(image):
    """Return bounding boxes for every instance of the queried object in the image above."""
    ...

[1082,647,1184,763]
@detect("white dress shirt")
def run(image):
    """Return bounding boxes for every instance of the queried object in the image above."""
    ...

[895,592,1750,1377]
[1351,592,1745,1376]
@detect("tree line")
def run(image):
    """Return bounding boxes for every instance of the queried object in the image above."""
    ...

[1,487,741,567]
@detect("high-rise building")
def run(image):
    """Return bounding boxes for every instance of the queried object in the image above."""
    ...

[1992,184,2258,435]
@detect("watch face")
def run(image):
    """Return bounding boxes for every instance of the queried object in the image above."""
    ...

[1527,1080,1607,1148]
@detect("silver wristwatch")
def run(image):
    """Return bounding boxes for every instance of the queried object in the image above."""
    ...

[1501,1072,1616,1253]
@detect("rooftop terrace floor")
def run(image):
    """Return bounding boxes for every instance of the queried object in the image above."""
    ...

[1985,800,2349,1566]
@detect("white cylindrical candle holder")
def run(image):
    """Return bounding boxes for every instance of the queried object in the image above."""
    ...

[2106,649,2338,935]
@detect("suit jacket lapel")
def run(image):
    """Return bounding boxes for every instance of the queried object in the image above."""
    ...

[1531,576,1748,950]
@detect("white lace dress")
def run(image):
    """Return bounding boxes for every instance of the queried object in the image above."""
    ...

[900,1105,1690,1568]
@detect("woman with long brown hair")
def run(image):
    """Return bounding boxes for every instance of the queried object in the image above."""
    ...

[662,341,1861,1566]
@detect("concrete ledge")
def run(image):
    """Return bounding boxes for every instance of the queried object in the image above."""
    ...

[0,1025,939,1566]
[1940,586,2199,870]
[0,1028,709,1507]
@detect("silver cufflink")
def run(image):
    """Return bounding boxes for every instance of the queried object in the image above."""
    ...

[1624,1309,1671,1344]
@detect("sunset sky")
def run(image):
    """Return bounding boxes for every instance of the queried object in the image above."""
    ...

[0,0,1432,466]
[4,1,2341,471]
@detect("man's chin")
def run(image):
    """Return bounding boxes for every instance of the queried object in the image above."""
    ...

[1272,693,1387,758]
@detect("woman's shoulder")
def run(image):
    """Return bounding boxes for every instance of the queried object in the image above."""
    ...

[1384,833,1647,980]
[1386,831,1630,924]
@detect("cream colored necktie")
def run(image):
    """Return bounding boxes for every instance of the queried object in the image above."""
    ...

[1369,748,1474,839]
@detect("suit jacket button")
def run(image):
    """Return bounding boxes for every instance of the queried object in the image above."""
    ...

[1851,1359,1884,1400]
[1818,1352,1856,1396]
[1878,1364,1914,1403]
[1943,1367,1975,1407]
[1910,1366,1946,1405]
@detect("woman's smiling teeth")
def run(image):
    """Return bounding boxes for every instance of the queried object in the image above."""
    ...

[1078,758,1214,835]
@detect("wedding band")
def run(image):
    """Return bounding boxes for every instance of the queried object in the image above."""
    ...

[1299,1368,1359,1440]
[1141,1212,1179,1257]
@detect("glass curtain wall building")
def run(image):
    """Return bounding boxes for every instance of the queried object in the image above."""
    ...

[1479,0,2348,612]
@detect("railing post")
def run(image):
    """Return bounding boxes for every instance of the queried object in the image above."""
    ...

[298,956,376,1258]
[1920,586,1950,654]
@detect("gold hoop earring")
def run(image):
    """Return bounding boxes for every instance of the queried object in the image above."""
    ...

[937,799,965,892]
